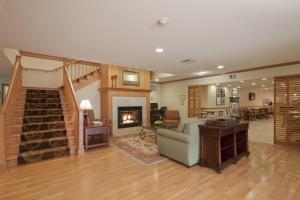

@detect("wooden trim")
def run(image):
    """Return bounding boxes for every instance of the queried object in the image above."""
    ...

[63,66,80,111]
[20,50,101,67]
[20,51,70,62]
[99,87,151,93]
[22,66,64,73]
[0,56,21,113]
[161,61,300,84]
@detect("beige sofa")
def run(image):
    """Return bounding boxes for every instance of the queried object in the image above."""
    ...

[156,118,207,167]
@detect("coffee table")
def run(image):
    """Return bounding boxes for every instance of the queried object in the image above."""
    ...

[139,125,158,143]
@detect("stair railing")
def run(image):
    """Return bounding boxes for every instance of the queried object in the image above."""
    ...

[62,64,82,154]
[66,61,101,83]
[0,55,22,169]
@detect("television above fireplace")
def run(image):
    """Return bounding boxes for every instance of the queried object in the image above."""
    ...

[118,106,143,128]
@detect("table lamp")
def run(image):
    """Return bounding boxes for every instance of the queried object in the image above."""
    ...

[80,99,93,126]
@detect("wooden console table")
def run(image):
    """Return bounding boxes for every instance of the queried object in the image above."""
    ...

[84,126,110,151]
[199,121,249,173]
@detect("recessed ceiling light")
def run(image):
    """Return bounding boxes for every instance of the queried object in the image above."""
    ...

[155,78,159,82]
[252,82,256,86]
[262,78,267,81]
[272,81,274,84]
[217,65,224,69]
[262,84,266,87]
[228,84,231,87]
[157,17,169,26]
[281,83,285,86]
[197,71,207,75]
[238,86,241,89]
[240,80,244,83]
[233,88,237,90]
[155,48,164,53]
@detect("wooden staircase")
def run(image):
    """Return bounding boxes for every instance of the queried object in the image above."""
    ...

[0,56,83,169]
[17,89,73,164]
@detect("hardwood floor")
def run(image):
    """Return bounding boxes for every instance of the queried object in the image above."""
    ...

[0,142,300,200]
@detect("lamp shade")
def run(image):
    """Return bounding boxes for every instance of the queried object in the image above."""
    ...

[80,100,93,110]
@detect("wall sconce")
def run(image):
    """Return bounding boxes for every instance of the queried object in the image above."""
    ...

[179,95,186,105]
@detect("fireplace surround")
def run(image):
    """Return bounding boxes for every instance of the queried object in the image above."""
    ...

[118,106,143,128]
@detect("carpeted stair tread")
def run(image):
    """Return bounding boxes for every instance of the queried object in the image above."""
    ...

[20,136,69,145]
[18,146,70,165]
[22,128,73,135]
[17,89,71,165]
[19,137,69,153]
[23,115,65,124]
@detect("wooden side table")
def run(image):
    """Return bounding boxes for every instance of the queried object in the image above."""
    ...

[199,121,250,173]
[84,126,110,151]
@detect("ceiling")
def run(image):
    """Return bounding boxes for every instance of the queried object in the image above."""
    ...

[209,77,274,90]
[0,0,299,79]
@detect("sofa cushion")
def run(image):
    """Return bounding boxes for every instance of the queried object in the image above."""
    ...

[157,128,190,143]
[176,117,198,132]
[183,119,207,135]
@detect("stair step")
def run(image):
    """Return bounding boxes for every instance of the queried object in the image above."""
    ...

[22,109,69,116]
[23,115,65,124]
[25,103,63,110]
[24,98,61,103]
[26,93,60,99]
[22,121,66,132]
[18,146,70,165]
[21,129,67,141]
[26,89,59,94]
[19,136,69,153]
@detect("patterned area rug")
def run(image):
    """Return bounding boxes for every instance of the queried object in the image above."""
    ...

[111,134,167,165]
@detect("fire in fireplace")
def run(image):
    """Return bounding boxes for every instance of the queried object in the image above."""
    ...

[118,106,142,128]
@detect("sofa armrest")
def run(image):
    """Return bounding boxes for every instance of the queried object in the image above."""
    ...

[157,128,189,143]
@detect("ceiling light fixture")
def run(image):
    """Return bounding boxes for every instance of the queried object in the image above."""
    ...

[252,82,256,86]
[228,84,231,87]
[217,65,224,69]
[197,71,207,75]
[262,78,267,81]
[240,80,244,83]
[155,48,164,53]
[262,84,266,87]
[155,78,159,82]
[157,17,169,26]
[238,86,241,89]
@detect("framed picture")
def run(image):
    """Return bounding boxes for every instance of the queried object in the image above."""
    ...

[249,93,256,101]
[122,70,140,86]
[216,89,225,106]
[1,84,9,104]
[232,89,239,97]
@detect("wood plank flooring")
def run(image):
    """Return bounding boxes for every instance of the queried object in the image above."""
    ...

[0,142,300,200]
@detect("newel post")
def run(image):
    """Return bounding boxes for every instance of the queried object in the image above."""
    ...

[78,110,85,156]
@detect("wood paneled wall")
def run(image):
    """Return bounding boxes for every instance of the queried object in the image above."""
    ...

[188,85,202,118]
[274,75,300,147]
[100,65,151,127]
[101,64,150,90]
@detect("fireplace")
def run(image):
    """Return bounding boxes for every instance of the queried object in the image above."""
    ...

[118,106,143,128]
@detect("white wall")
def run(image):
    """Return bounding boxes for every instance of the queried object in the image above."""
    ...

[239,88,274,107]
[160,64,300,119]
[0,74,11,105]
[22,68,63,88]
[75,80,101,119]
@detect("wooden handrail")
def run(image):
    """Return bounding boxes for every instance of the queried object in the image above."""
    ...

[63,65,80,111]
[0,55,21,113]
[0,55,22,169]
